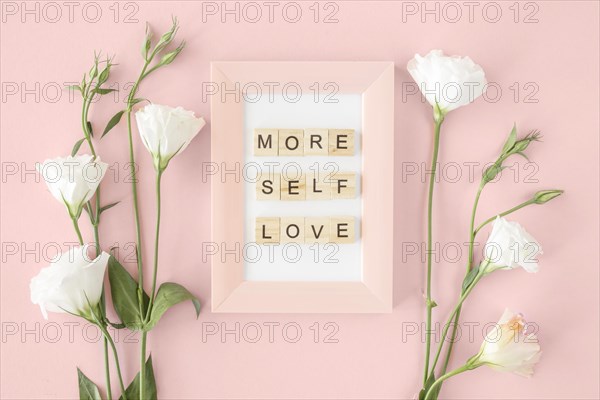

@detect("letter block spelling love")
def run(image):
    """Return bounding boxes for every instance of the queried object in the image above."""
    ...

[255,216,357,244]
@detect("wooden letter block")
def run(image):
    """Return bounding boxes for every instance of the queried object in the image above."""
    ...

[278,129,304,156]
[305,217,330,243]
[280,217,305,244]
[329,216,355,244]
[329,129,355,156]
[254,128,279,156]
[304,128,329,156]
[255,217,280,243]
[306,170,331,200]
[330,172,357,199]
[256,173,280,200]
[280,173,306,200]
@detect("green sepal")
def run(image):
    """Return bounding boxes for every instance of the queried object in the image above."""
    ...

[501,123,517,154]
[144,282,201,331]
[120,356,157,400]
[71,138,86,156]
[77,368,101,400]
[107,256,148,330]
[99,201,120,214]
[93,88,117,95]
[462,266,480,292]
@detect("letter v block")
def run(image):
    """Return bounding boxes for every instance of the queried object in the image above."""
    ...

[305,217,330,243]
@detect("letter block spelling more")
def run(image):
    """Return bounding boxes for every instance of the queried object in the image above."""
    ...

[253,128,355,156]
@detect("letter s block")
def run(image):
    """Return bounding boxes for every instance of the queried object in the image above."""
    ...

[256,172,281,200]
[254,128,279,156]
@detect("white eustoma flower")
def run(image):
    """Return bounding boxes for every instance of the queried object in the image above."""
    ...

[407,49,487,118]
[135,104,206,171]
[30,246,110,319]
[37,154,108,219]
[483,216,542,273]
[469,309,541,378]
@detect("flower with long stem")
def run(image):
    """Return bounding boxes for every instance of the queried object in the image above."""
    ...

[407,49,487,387]
[425,309,541,399]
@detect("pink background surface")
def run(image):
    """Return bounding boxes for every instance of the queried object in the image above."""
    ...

[1,1,598,399]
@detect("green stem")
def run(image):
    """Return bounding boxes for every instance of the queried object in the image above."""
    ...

[126,57,153,400]
[429,265,485,375]
[72,218,84,245]
[425,364,472,399]
[98,325,127,400]
[436,183,484,380]
[474,199,535,236]
[82,88,114,400]
[103,338,112,400]
[145,170,163,322]
[423,117,443,385]
[140,331,148,398]
[125,57,153,317]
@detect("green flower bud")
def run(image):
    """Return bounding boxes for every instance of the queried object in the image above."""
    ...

[159,42,185,66]
[533,190,563,204]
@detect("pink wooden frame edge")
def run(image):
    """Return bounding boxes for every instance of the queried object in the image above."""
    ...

[211,62,395,313]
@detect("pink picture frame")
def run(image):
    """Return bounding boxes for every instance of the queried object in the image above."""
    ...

[211,61,395,313]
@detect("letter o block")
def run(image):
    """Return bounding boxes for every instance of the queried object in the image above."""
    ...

[280,217,305,244]
[279,129,304,156]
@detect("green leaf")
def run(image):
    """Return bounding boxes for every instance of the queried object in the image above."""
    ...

[71,138,86,156]
[93,88,117,95]
[120,356,157,400]
[145,282,201,330]
[501,123,517,154]
[419,373,437,400]
[107,256,147,330]
[462,266,480,292]
[99,201,120,214]
[77,368,101,400]
[101,110,125,138]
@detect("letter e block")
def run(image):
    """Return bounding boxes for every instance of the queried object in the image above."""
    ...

[281,173,306,200]
[279,129,304,156]
[329,129,355,156]
[330,216,355,244]
[254,129,279,156]
[255,217,280,244]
